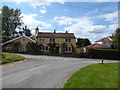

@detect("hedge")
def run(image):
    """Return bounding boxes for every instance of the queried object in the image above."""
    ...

[88,48,120,60]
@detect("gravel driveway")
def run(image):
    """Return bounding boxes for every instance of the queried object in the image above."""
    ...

[1,54,119,88]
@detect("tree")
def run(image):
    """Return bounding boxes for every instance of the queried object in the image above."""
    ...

[22,26,32,36]
[2,6,23,37]
[61,43,68,54]
[47,43,57,54]
[112,28,120,51]
[27,42,43,53]
[76,38,91,48]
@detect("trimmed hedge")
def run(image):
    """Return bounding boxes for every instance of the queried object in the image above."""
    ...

[88,48,120,60]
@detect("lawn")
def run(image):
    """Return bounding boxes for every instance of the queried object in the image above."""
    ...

[0,52,25,64]
[64,63,119,88]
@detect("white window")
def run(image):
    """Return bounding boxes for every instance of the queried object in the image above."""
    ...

[39,38,45,42]
[50,38,55,42]
[65,38,71,43]
[43,46,49,51]
[19,46,27,52]
[65,47,72,52]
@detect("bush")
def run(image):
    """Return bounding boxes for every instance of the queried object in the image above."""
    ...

[88,48,120,60]
[1,52,25,64]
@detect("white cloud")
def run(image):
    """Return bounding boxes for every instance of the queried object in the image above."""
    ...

[87,25,107,33]
[54,16,111,42]
[101,11,118,23]
[21,13,52,30]
[40,9,47,14]
[108,24,118,30]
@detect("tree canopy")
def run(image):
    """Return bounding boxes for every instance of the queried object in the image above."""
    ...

[76,38,91,48]
[2,5,23,37]
[111,28,120,51]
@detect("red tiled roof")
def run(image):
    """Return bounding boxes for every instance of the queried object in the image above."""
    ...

[95,37,112,42]
[37,32,75,38]
[86,43,111,49]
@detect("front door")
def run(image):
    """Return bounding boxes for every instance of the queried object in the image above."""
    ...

[56,47,59,54]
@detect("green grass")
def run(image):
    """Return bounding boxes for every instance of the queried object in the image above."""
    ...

[64,63,119,88]
[0,52,25,64]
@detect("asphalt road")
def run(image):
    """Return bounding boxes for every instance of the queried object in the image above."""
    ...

[1,54,119,88]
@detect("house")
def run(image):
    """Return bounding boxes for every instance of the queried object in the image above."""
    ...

[95,36,113,47]
[2,27,76,54]
[83,36,112,52]
[2,35,36,52]
[35,27,76,54]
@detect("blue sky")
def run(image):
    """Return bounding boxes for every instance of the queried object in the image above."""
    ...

[2,0,118,43]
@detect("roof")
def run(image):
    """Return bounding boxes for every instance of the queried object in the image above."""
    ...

[30,35,37,41]
[37,32,75,38]
[86,43,111,49]
[95,37,112,42]
[1,35,36,46]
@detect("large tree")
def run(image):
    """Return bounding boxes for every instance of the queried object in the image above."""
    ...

[76,38,91,48]
[2,6,23,37]
[111,28,120,51]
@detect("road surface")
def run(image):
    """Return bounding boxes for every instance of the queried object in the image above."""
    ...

[1,54,119,88]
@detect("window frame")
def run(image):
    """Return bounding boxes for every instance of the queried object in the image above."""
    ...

[65,38,71,43]
[49,38,55,43]
[39,38,45,43]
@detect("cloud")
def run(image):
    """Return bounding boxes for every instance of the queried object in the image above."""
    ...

[88,25,107,33]
[108,24,118,31]
[102,11,118,23]
[21,13,52,30]
[40,9,47,14]
[54,16,111,42]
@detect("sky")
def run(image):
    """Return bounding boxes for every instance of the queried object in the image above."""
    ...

[1,0,119,43]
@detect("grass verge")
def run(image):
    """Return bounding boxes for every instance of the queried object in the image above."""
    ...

[0,52,25,64]
[64,63,119,88]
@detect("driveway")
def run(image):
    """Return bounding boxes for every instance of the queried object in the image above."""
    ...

[1,54,119,88]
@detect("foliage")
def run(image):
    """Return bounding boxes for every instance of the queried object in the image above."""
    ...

[47,43,57,54]
[10,41,21,52]
[70,44,76,54]
[2,5,23,37]
[76,38,91,48]
[88,48,120,60]
[61,43,68,54]
[27,42,43,53]
[64,63,119,88]
[19,26,32,36]
[111,28,120,51]
[2,35,14,43]
[1,52,25,64]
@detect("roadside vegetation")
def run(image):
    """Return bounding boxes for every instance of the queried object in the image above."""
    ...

[64,63,119,88]
[1,52,25,64]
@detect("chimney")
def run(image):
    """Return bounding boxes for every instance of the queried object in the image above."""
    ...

[35,27,39,36]
[66,31,68,33]
[54,30,56,33]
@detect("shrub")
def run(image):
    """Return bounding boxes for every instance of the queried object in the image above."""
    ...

[88,48,120,60]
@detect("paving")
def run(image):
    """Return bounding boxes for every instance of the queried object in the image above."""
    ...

[1,54,119,88]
